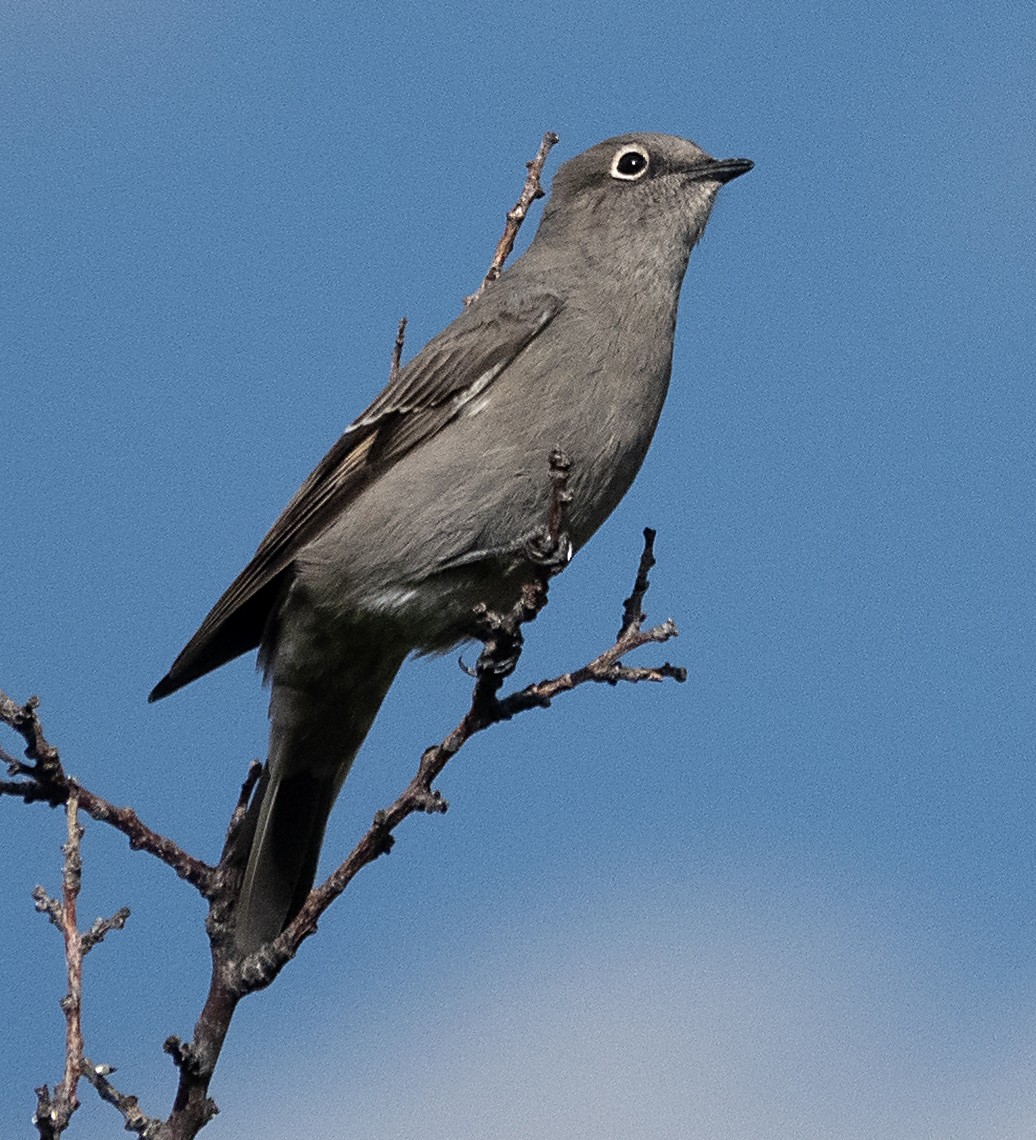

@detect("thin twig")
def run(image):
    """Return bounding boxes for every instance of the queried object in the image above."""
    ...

[0,692,214,894]
[57,794,84,1123]
[464,131,559,305]
[619,527,658,638]
[389,316,408,381]
[31,794,132,1137]
[80,1060,160,1138]
[31,795,84,1136]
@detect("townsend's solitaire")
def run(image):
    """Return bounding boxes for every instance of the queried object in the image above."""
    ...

[150,133,752,952]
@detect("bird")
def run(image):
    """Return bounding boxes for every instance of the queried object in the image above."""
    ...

[149,132,752,953]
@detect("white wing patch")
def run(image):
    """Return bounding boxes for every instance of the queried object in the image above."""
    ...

[368,585,419,613]
[463,393,492,418]
[451,365,502,412]
[453,305,554,419]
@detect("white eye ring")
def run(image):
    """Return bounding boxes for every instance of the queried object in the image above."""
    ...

[610,145,650,181]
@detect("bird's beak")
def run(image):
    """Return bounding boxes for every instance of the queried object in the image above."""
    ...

[693,157,754,185]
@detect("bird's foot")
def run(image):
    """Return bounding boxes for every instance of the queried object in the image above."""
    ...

[524,525,573,573]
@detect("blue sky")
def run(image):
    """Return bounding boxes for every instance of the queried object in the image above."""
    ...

[2,1,1034,1136]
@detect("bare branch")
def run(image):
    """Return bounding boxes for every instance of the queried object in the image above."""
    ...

[5,523,683,1136]
[56,794,84,1126]
[389,315,408,381]
[619,526,658,638]
[31,795,86,1136]
[80,1060,161,1138]
[464,131,559,305]
[81,907,131,954]
[1,692,215,894]
[31,794,134,1136]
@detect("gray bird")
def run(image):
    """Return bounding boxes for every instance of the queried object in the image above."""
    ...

[150,132,752,953]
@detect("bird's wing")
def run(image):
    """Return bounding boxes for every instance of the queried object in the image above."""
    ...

[149,290,564,700]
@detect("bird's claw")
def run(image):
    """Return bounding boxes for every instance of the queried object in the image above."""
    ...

[524,525,573,572]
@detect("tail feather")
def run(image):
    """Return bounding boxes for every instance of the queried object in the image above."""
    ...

[233,645,406,954]
[235,769,340,954]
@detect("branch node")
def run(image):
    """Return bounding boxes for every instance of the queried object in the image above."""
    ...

[413,787,448,815]
[370,810,396,856]
[81,1056,163,1136]
[82,907,130,954]
[33,884,62,924]
[163,1036,190,1070]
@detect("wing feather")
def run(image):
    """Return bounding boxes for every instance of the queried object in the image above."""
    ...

[149,290,563,700]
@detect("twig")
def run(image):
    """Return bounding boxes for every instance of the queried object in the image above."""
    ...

[389,316,407,381]
[0,692,215,894]
[80,1060,160,1137]
[464,131,559,305]
[31,793,132,1137]
[619,527,658,638]
[56,795,84,1126]
[31,796,83,1138]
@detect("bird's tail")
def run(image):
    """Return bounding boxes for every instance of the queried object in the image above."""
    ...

[234,651,405,954]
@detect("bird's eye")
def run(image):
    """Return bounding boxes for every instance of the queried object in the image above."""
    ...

[610,146,650,181]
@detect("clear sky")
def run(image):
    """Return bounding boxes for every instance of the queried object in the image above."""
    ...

[2,2,1034,1137]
